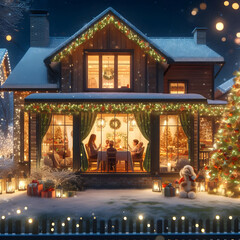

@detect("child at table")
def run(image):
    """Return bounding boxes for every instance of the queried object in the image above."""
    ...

[107,141,117,171]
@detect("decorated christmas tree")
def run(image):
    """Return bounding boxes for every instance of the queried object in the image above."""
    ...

[173,127,187,148]
[207,70,240,197]
[160,127,173,149]
[54,127,63,142]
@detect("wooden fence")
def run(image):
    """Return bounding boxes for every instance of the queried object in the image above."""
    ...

[0,217,240,239]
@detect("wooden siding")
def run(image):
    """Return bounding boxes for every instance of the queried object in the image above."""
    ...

[64,24,149,93]
[164,64,214,99]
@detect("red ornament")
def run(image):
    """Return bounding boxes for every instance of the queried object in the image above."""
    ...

[227,123,232,128]
[180,106,185,111]
[101,106,105,112]
[234,128,239,133]
[204,166,209,170]
[229,113,233,117]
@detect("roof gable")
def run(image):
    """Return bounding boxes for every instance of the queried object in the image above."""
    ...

[0,49,11,86]
[44,7,170,64]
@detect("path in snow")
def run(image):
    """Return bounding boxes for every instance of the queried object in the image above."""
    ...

[0,189,238,220]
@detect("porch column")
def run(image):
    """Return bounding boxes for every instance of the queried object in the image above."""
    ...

[150,113,160,174]
[73,115,81,171]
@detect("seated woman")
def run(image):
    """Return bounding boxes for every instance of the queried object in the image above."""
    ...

[128,139,139,155]
[133,142,144,158]
[87,134,101,159]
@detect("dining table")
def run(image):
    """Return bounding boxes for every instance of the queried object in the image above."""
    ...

[97,150,134,171]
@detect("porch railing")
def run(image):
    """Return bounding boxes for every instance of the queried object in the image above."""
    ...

[0,217,239,239]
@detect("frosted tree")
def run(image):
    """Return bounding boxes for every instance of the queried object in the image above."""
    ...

[0,0,30,36]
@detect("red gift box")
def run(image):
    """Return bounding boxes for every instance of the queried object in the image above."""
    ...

[27,180,43,197]
[41,188,56,198]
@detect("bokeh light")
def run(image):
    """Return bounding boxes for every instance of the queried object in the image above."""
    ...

[234,38,240,45]
[236,32,240,38]
[216,22,224,31]
[221,37,227,42]
[6,35,12,41]
[191,8,198,16]
[224,1,229,6]
[232,2,239,10]
[200,3,207,10]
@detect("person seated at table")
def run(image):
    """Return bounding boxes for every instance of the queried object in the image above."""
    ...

[128,139,139,154]
[115,138,122,149]
[107,141,117,170]
[132,142,144,159]
[87,134,101,159]
[105,139,110,149]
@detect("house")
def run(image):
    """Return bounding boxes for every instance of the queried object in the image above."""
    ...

[1,8,227,188]
[215,77,234,100]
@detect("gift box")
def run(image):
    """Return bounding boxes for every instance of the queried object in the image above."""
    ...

[207,182,218,194]
[27,180,43,197]
[163,183,175,197]
[41,188,56,198]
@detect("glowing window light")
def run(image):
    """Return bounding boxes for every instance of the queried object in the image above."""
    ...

[216,22,224,31]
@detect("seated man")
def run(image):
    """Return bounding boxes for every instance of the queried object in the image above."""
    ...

[107,141,117,171]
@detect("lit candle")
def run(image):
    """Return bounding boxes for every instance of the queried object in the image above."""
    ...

[167,162,171,172]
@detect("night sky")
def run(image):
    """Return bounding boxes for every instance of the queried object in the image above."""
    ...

[1,0,240,87]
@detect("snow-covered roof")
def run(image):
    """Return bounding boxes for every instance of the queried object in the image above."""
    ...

[150,38,224,62]
[1,47,58,90]
[207,99,227,105]
[25,92,207,103]
[0,49,7,64]
[216,77,234,94]
[44,7,171,63]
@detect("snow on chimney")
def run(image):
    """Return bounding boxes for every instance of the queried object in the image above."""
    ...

[192,27,207,45]
[30,10,49,47]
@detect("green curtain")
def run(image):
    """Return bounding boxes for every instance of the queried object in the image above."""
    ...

[179,112,194,162]
[134,112,151,172]
[79,112,97,172]
[40,113,52,143]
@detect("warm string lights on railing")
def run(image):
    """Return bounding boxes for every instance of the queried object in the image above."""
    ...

[25,102,225,117]
[51,14,167,63]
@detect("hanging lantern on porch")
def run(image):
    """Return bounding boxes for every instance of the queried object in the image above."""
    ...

[152,178,162,192]
[18,171,27,191]
[6,174,15,194]
[56,185,63,198]
[175,181,180,195]
[0,177,3,194]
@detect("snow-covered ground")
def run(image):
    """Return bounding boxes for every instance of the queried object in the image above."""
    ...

[0,189,239,220]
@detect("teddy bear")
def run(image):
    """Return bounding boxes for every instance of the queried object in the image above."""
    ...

[179,165,197,199]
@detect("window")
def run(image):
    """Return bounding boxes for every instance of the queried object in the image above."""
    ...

[169,81,187,94]
[84,113,148,173]
[42,115,73,169]
[159,115,188,172]
[199,117,213,149]
[87,53,131,90]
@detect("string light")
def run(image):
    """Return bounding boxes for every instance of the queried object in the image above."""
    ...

[224,1,229,6]
[51,14,166,63]
[138,215,143,220]
[232,3,239,10]
[216,22,224,31]
[172,216,176,221]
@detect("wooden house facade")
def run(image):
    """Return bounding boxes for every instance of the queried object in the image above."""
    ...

[1,8,226,187]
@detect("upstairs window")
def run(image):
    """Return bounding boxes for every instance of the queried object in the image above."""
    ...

[86,52,131,90]
[169,81,187,94]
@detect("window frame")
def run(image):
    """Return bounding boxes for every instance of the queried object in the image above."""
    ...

[168,80,188,94]
[84,50,134,92]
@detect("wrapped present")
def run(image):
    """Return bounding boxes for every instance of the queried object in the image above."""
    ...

[41,188,56,198]
[163,183,175,197]
[208,182,218,194]
[27,180,43,197]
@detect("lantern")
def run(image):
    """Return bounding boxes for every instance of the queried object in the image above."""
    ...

[0,177,2,194]
[175,183,180,195]
[56,186,63,198]
[152,178,162,192]
[197,182,206,192]
[6,174,15,194]
[18,171,27,191]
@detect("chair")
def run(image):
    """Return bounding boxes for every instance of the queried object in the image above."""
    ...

[85,144,98,170]
[107,149,117,172]
[132,147,145,171]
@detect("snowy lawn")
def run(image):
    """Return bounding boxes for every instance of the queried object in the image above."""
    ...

[0,189,239,220]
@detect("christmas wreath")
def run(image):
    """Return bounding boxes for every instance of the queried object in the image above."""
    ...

[103,67,114,80]
[109,118,121,130]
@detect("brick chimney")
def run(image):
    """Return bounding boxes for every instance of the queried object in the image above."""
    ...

[192,27,207,45]
[30,10,49,47]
